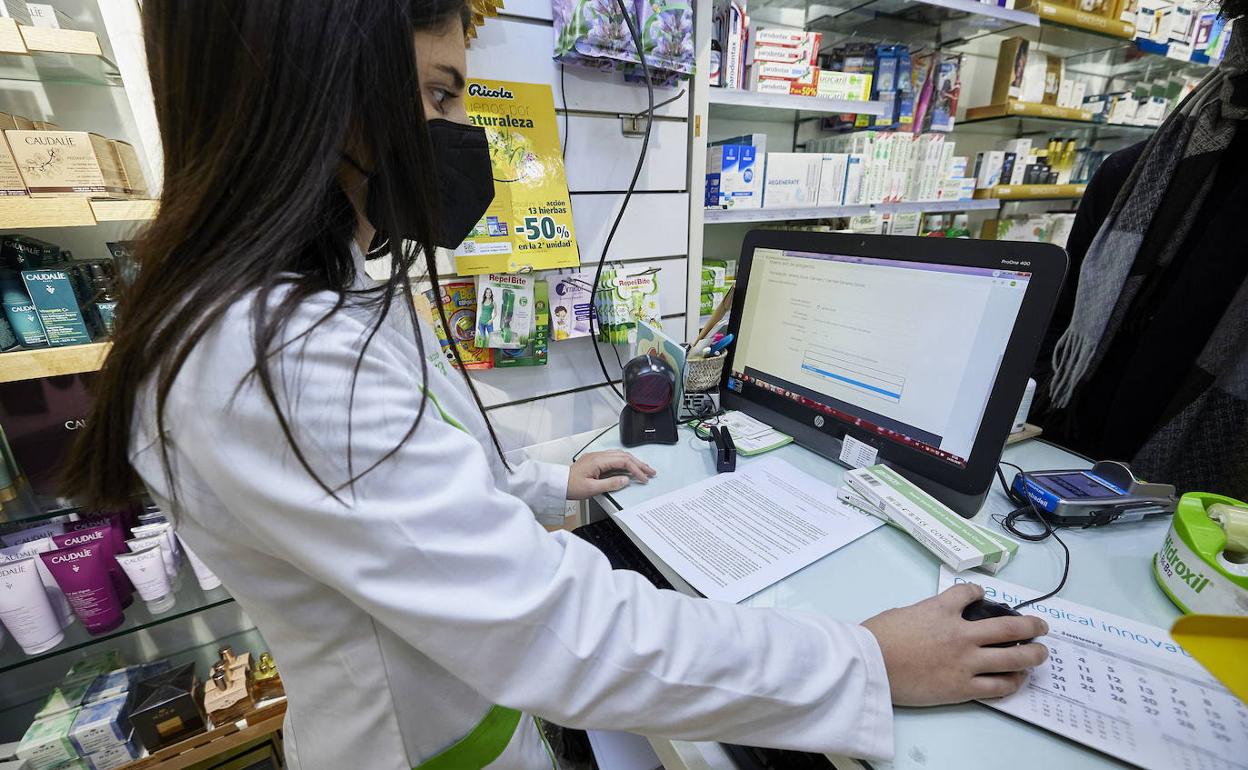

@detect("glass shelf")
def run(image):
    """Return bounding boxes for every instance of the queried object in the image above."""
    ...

[0,576,236,675]
[0,626,264,739]
[704,197,1001,224]
[808,0,1038,50]
[708,88,888,121]
[955,112,1156,140]
[0,49,121,86]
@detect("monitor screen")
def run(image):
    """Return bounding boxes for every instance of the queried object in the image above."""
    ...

[726,247,1032,469]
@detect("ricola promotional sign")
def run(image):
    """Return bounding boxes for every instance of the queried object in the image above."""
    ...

[453,79,580,275]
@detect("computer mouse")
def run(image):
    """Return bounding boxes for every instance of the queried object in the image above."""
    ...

[962,599,1035,647]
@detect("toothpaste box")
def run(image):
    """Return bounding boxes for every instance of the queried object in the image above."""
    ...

[763,153,822,207]
[844,465,1018,573]
[706,144,762,209]
[816,71,873,101]
[817,153,850,206]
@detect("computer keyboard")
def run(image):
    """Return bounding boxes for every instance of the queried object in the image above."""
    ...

[572,517,674,590]
[720,743,834,770]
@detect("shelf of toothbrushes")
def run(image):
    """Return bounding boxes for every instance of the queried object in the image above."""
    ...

[707,89,889,123]
[0,577,236,674]
[703,198,1001,224]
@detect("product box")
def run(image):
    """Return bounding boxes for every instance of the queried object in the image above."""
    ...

[974,151,1006,189]
[82,669,135,705]
[763,153,821,208]
[845,465,1018,573]
[26,3,72,28]
[991,37,1029,104]
[83,738,142,770]
[21,267,92,347]
[1137,0,1174,44]
[1043,57,1064,105]
[844,154,865,205]
[493,280,549,368]
[888,211,923,236]
[849,213,886,234]
[33,681,92,721]
[0,114,28,196]
[1018,53,1050,104]
[107,141,148,198]
[130,663,208,753]
[5,131,126,198]
[64,652,126,685]
[69,695,132,755]
[16,710,79,770]
[816,153,850,206]
[706,140,763,209]
[815,71,873,101]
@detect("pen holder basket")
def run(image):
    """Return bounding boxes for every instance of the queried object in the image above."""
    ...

[684,355,726,393]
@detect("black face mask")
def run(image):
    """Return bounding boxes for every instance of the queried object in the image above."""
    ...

[346,119,495,250]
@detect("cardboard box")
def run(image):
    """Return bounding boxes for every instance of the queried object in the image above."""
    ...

[0,114,30,196]
[817,153,850,206]
[1044,56,1064,105]
[844,154,865,205]
[991,37,1029,104]
[69,695,133,755]
[815,71,873,101]
[16,710,79,770]
[974,151,1006,189]
[763,153,821,207]
[21,267,92,347]
[6,131,127,197]
[107,140,148,198]
[706,136,765,209]
[130,663,208,753]
[82,737,142,770]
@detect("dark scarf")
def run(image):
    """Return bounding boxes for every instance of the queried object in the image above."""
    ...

[1050,21,1248,495]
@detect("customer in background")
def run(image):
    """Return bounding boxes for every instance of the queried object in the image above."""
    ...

[1037,2,1248,499]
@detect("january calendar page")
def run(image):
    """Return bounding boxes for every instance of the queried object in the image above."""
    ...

[939,568,1248,770]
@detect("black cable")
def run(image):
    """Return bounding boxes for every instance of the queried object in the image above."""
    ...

[587,0,656,403]
[572,422,619,462]
[560,63,570,161]
[993,461,1071,611]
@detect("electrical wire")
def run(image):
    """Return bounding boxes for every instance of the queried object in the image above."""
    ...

[993,461,1071,611]
[572,422,620,462]
[586,0,656,403]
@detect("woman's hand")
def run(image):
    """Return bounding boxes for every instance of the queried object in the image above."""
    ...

[862,582,1049,707]
[566,451,657,500]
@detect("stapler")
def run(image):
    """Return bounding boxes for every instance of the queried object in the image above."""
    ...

[709,424,736,473]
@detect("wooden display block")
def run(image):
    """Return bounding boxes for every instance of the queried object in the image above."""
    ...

[17,24,104,56]
[965,101,1094,123]
[122,700,287,770]
[1021,1,1136,38]
[0,18,25,54]
[0,341,111,384]
[973,184,1087,200]
[91,198,159,222]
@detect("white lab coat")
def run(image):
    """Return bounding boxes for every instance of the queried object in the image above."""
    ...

[130,249,894,770]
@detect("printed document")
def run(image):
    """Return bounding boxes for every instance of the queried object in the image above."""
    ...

[615,457,882,603]
[939,568,1248,770]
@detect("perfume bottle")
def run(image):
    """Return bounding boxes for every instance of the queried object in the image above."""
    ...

[203,661,255,727]
[252,652,285,701]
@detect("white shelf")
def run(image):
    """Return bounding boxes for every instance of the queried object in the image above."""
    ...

[703,199,1001,224]
[707,89,889,122]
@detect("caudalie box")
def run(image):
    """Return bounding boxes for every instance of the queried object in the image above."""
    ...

[5,130,127,197]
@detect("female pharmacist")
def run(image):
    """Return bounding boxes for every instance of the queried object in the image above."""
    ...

[66,2,1047,768]
[1038,0,1247,498]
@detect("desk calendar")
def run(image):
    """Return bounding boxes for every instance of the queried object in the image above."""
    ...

[939,568,1248,769]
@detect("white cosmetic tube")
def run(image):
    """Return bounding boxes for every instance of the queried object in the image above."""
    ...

[126,535,178,589]
[176,535,221,592]
[115,544,175,614]
[0,555,64,654]
[1,538,75,628]
[130,523,181,572]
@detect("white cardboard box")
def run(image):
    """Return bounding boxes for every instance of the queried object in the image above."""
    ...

[817,153,850,206]
[763,153,822,207]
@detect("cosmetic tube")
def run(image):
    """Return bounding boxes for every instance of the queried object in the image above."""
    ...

[1,520,64,547]
[52,525,133,607]
[64,512,128,557]
[0,555,64,654]
[129,523,180,571]
[40,541,124,635]
[126,535,178,591]
[2,538,75,627]
[114,545,174,614]
[176,535,221,592]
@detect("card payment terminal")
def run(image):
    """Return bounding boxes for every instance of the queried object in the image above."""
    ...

[1011,461,1178,527]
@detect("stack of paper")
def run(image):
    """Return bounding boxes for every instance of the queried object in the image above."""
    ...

[838,465,1019,574]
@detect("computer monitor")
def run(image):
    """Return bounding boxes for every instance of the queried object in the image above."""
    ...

[720,231,1067,517]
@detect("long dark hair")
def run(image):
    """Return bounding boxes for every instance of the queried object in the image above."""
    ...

[64,0,506,508]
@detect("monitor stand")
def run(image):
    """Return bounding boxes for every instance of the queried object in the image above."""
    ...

[737,402,989,518]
